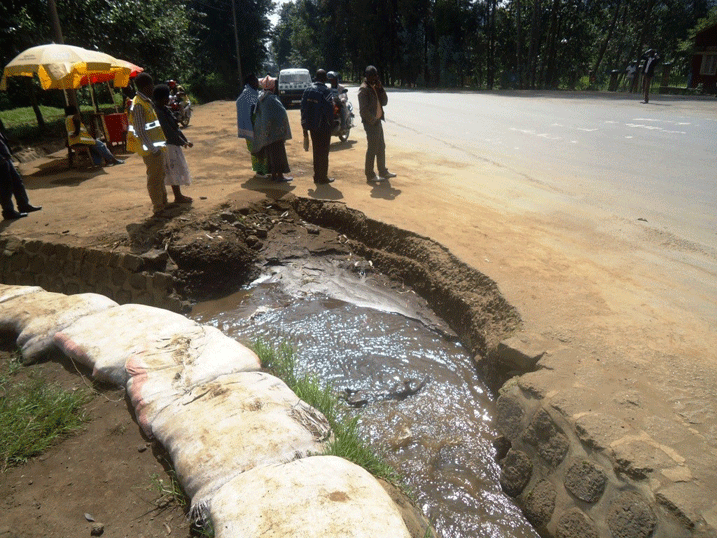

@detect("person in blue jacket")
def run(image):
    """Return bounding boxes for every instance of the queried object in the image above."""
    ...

[300,69,335,185]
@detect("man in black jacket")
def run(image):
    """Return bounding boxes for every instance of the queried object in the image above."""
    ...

[300,69,334,184]
[641,49,660,104]
[358,65,396,183]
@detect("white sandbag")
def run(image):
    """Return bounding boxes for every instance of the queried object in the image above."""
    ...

[53,303,201,386]
[0,289,117,363]
[0,284,43,304]
[208,455,412,538]
[125,325,261,437]
[151,371,331,505]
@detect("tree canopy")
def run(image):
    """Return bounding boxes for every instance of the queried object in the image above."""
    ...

[1,0,715,112]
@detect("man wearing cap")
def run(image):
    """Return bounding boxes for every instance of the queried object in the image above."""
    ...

[301,69,335,185]
[358,65,396,183]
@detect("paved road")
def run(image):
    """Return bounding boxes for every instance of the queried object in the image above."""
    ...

[369,90,717,251]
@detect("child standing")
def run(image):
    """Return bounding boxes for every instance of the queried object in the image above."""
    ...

[152,84,193,203]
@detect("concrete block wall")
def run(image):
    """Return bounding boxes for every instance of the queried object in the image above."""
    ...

[0,237,185,312]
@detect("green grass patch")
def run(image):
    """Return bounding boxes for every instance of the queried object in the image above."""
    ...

[0,352,91,471]
[252,340,401,484]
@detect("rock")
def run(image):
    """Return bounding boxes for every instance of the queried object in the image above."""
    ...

[655,482,710,530]
[343,390,369,408]
[90,522,104,536]
[522,408,569,467]
[496,392,525,440]
[606,491,657,538]
[556,508,599,538]
[523,479,556,528]
[491,332,550,373]
[612,438,678,480]
[493,435,511,461]
[564,459,608,503]
[499,448,532,497]
[384,377,428,401]
[220,211,237,223]
[575,412,631,451]
[139,249,169,270]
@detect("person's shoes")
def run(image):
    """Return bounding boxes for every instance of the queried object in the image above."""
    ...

[17,204,42,213]
[314,177,335,184]
[273,175,293,182]
[3,210,28,220]
[174,196,193,203]
[379,170,397,179]
[367,175,385,183]
[112,159,125,165]
[254,173,268,179]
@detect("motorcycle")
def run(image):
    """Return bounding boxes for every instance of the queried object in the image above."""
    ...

[331,88,354,142]
[169,93,192,128]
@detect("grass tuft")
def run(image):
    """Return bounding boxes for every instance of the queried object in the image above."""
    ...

[0,354,91,471]
[252,339,401,484]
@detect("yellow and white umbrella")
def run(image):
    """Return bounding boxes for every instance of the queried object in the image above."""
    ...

[0,43,129,91]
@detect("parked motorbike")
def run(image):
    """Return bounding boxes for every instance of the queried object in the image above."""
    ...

[169,93,192,127]
[331,88,354,142]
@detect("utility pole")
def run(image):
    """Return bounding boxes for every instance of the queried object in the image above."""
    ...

[231,0,243,86]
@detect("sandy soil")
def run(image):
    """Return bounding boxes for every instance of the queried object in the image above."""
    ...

[0,96,715,537]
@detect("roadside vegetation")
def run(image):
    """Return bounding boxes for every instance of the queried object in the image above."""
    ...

[0,349,90,472]
[252,339,401,485]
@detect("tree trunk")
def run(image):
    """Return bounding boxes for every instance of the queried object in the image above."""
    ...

[528,0,541,88]
[593,0,622,76]
[516,0,524,88]
[25,79,45,130]
[544,0,561,88]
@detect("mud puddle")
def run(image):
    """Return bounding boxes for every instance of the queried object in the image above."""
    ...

[191,258,538,538]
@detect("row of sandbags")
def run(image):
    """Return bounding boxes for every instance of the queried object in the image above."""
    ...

[0,284,412,537]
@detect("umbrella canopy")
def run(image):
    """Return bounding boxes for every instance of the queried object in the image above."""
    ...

[79,59,143,88]
[0,44,128,90]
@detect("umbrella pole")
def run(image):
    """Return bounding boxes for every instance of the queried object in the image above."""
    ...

[107,82,119,113]
[89,82,98,113]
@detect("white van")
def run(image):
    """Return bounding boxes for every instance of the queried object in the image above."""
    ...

[278,68,312,107]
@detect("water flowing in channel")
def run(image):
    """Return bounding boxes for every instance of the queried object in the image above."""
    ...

[192,260,538,538]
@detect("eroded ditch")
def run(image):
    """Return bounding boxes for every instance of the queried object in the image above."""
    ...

[0,195,533,537]
[1,195,704,538]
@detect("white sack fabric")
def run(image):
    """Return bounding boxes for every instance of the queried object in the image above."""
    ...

[0,288,117,363]
[125,325,261,437]
[54,303,205,385]
[209,455,412,538]
[151,371,332,507]
[0,284,42,304]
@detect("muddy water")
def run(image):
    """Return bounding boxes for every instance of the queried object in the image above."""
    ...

[191,260,538,538]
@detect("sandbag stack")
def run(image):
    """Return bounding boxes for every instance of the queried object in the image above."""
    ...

[0,284,412,537]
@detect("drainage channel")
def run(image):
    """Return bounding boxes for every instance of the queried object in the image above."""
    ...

[191,258,539,538]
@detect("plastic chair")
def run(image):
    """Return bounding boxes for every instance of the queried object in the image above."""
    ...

[102,113,128,152]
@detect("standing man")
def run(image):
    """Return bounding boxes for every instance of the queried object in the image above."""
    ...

[640,49,660,104]
[358,65,396,183]
[127,73,168,215]
[300,69,335,185]
[0,127,41,220]
[236,73,268,177]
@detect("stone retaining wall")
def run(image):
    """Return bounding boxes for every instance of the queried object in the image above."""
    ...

[0,237,185,312]
[491,338,716,538]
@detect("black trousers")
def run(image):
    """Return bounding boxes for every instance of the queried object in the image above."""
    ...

[363,120,386,178]
[0,158,30,216]
[309,128,331,182]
